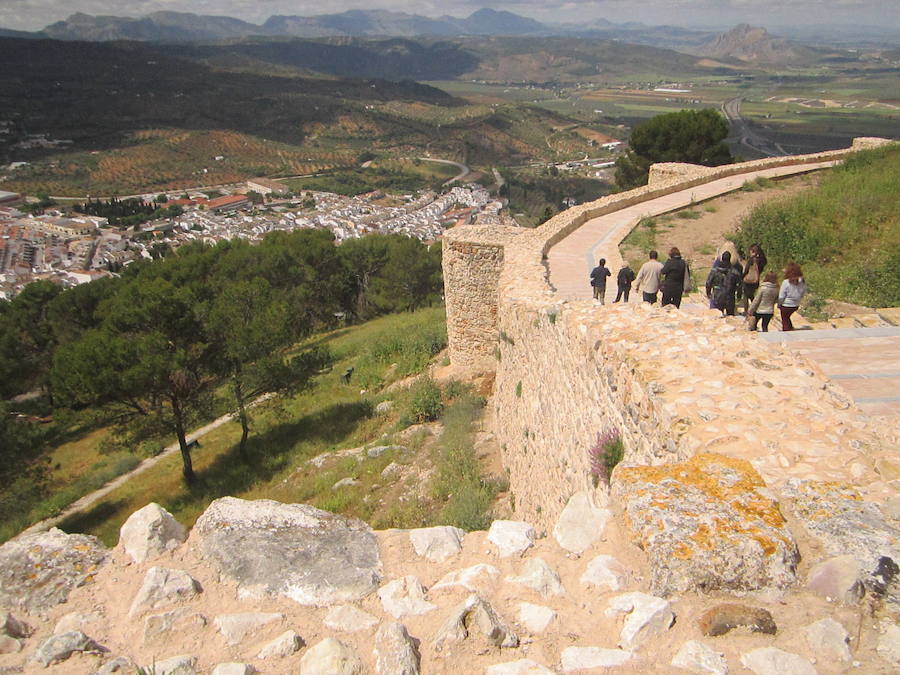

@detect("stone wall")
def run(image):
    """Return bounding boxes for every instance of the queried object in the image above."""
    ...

[442,225,521,371]
[443,137,898,530]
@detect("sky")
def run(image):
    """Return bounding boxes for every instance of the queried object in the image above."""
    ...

[1,0,898,33]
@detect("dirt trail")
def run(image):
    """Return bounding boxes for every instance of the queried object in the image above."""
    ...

[16,394,272,540]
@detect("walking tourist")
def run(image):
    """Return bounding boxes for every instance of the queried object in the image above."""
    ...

[778,262,807,331]
[741,243,767,315]
[747,270,779,332]
[614,263,636,303]
[634,250,664,304]
[590,258,611,303]
[660,247,687,308]
[707,251,743,316]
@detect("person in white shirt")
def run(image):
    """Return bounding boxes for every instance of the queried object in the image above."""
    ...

[777,261,807,331]
[634,250,664,304]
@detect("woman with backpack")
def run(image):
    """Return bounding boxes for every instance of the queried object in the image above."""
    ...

[778,262,807,331]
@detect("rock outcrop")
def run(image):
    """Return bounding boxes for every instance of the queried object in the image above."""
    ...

[611,453,799,595]
[193,497,381,606]
[0,528,108,614]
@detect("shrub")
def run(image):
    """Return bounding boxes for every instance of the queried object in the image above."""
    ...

[588,428,625,487]
[407,378,443,423]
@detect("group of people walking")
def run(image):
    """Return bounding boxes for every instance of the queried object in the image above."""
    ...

[589,242,808,331]
[591,248,691,309]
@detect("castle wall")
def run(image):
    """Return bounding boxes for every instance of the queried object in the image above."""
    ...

[444,138,897,530]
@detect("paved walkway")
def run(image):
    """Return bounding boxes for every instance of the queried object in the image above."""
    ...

[547,161,838,302]
[546,159,900,419]
[760,327,900,417]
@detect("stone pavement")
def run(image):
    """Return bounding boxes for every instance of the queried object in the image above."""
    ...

[760,326,900,417]
[547,161,837,303]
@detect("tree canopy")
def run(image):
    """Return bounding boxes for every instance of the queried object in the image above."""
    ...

[2,229,443,485]
[616,108,733,189]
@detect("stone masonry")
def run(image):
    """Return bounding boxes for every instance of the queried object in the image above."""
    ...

[443,137,898,532]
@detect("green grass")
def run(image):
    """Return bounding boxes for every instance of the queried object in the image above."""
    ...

[49,307,450,545]
[621,216,658,253]
[431,393,501,531]
[732,145,900,307]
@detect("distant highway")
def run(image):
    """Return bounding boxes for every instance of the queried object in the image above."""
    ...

[416,157,470,186]
[722,97,789,158]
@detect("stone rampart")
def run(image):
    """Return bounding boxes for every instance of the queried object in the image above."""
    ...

[444,138,898,530]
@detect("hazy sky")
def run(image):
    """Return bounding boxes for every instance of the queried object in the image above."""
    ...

[1,0,898,32]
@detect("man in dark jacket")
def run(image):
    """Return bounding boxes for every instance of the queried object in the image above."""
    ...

[660,247,687,308]
[614,263,636,303]
[590,258,611,303]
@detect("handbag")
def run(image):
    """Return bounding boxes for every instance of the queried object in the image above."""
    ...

[744,261,759,285]
[683,263,693,293]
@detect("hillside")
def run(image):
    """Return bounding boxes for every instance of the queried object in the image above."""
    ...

[0,38,456,156]
[693,24,821,65]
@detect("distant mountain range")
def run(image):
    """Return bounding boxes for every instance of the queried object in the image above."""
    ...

[2,9,892,67]
[37,9,547,42]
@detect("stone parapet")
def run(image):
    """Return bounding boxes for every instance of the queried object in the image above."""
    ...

[441,137,898,529]
[493,301,894,529]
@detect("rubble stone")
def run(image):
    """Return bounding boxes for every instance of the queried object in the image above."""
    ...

[605,592,674,650]
[256,630,303,659]
[214,612,282,646]
[211,664,254,675]
[378,576,437,618]
[432,564,500,592]
[118,502,186,563]
[697,604,776,637]
[153,654,197,675]
[129,567,201,617]
[487,520,536,557]
[516,603,556,633]
[671,640,727,674]
[804,618,850,663]
[611,454,799,596]
[409,526,465,562]
[806,556,865,604]
[374,621,420,675]
[33,631,106,667]
[740,647,815,675]
[580,554,627,591]
[486,659,556,674]
[553,491,611,554]
[299,637,361,675]
[433,594,518,651]
[0,528,108,613]
[505,557,564,598]
[194,497,381,607]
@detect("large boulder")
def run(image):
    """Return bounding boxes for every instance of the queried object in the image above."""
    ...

[782,480,899,602]
[610,453,799,596]
[193,497,381,606]
[0,528,108,614]
[118,503,186,563]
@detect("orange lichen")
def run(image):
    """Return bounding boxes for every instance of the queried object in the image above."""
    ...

[673,542,694,560]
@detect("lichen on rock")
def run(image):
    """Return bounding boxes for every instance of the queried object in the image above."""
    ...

[611,453,799,595]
